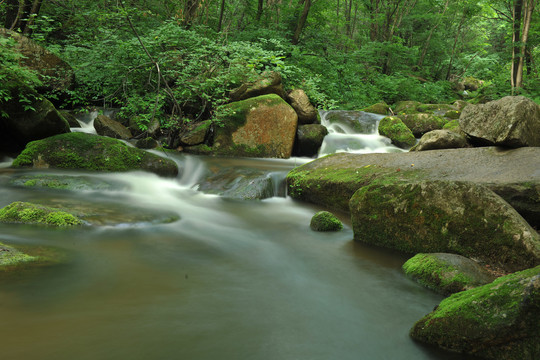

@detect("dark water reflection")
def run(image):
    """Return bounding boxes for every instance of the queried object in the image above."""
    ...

[0,155,473,359]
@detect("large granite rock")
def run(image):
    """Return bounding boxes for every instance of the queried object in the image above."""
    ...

[286,147,540,220]
[460,96,540,147]
[11,132,178,177]
[378,116,416,148]
[287,89,318,124]
[197,94,298,158]
[403,253,496,295]
[0,78,70,152]
[350,180,540,272]
[0,28,74,92]
[229,72,285,102]
[293,124,328,157]
[410,265,540,360]
[94,115,132,140]
[410,129,469,151]
[398,113,448,137]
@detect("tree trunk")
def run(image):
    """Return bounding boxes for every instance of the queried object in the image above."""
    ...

[511,0,524,91]
[446,7,466,80]
[183,0,200,28]
[256,0,264,22]
[417,0,450,69]
[22,0,44,36]
[291,0,311,44]
[514,0,536,90]
[217,0,226,32]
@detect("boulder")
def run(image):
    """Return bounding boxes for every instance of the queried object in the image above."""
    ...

[393,101,422,114]
[11,132,179,177]
[490,182,540,229]
[0,78,70,152]
[196,167,275,200]
[94,115,132,140]
[287,89,319,124]
[201,94,298,158]
[442,119,460,132]
[410,265,540,360]
[179,120,211,146]
[135,137,159,149]
[350,180,540,272]
[229,71,285,101]
[361,102,390,115]
[461,76,484,92]
[294,124,328,157]
[0,201,82,227]
[460,96,540,147]
[398,113,448,137]
[310,211,343,231]
[59,110,81,127]
[378,116,416,149]
[286,147,540,216]
[403,253,496,295]
[416,103,456,114]
[0,28,74,92]
[410,129,469,151]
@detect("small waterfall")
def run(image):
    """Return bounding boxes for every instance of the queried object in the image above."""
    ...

[318,110,404,156]
[70,108,118,134]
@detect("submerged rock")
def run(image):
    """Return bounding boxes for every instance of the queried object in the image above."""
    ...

[196,167,275,200]
[9,174,127,192]
[378,116,416,149]
[350,180,540,272]
[11,132,178,177]
[198,94,297,158]
[403,253,496,295]
[460,96,540,147]
[410,129,469,151]
[410,265,540,359]
[310,211,343,231]
[0,201,82,227]
[0,242,38,269]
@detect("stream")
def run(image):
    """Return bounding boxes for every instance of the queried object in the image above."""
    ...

[0,111,470,359]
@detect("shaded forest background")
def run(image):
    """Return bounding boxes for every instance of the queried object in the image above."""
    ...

[1,0,538,132]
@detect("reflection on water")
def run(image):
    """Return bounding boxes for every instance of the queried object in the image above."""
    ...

[0,111,471,359]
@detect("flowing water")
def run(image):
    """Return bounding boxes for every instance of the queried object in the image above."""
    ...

[0,111,470,359]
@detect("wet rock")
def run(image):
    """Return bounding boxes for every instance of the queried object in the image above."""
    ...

[490,182,540,229]
[135,137,159,149]
[196,167,275,200]
[9,174,127,192]
[410,265,540,360]
[310,211,343,231]
[94,115,132,140]
[410,130,469,151]
[286,147,540,216]
[59,110,81,127]
[460,76,484,92]
[11,132,179,177]
[460,96,540,147]
[350,180,540,272]
[196,94,297,158]
[442,119,460,132]
[0,78,70,152]
[323,111,380,133]
[403,253,496,295]
[0,201,82,227]
[179,120,211,146]
[378,116,416,149]
[294,124,328,157]
[393,101,422,115]
[398,113,448,137]
[287,89,318,124]
[229,71,285,101]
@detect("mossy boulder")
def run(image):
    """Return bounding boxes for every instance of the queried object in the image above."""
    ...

[0,201,82,227]
[410,265,540,359]
[443,110,460,119]
[393,101,422,115]
[403,253,496,295]
[416,104,456,114]
[59,110,81,127]
[0,241,39,269]
[350,180,540,272]
[9,174,126,192]
[310,211,343,231]
[201,94,298,158]
[94,115,132,140]
[361,102,390,115]
[229,71,285,101]
[442,119,460,132]
[179,120,211,146]
[410,129,469,151]
[287,89,319,124]
[11,132,178,177]
[460,96,540,147]
[135,137,159,149]
[0,77,70,152]
[293,124,328,157]
[398,113,448,137]
[490,182,540,229]
[378,116,416,149]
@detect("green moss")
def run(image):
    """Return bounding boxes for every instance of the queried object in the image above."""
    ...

[442,119,460,132]
[378,116,416,148]
[362,102,390,115]
[0,201,82,227]
[416,104,455,113]
[444,110,460,119]
[0,243,37,267]
[310,211,343,231]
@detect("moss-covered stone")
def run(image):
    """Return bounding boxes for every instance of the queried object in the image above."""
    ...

[9,174,126,191]
[416,104,456,114]
[11,132,178,176]
[350,180,540,272]
[410,129,469,151]
[410,265,540,359]
[398,113,448,137]
[393,101,422,115]
[378,116,416,148]
[310,211,343,231]
[0,242,37,268]
[293,124,328,157]
[403,253,496,295]
[0,201,82,227]
[442,119,460,132]
[361,102,390,115]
